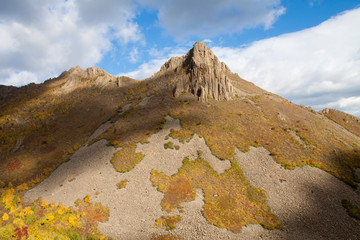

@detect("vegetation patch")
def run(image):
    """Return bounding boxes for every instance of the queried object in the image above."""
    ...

[164,142,175,150]
[342,199,360,220]
[117,180,128,189]
[0,188,110,239]
[168,129,193,143]
[111,143,144,173]
[151,156,282,233]
[155,215,182,230]
[165,97,360,186]
[151,234,182,240]
[164,139,180,150]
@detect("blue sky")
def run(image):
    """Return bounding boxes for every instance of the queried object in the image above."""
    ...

[1,0,360,116]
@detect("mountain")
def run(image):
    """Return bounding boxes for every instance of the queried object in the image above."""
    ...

[0,42,360,239]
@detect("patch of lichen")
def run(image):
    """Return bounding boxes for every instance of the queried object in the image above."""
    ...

[111,143,144,173]
[155,215,182,230]
[0,188,110,239]
[151,156,282,233]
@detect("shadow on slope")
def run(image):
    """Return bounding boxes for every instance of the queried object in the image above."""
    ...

[0,73,139,188]
[236,147,360,240]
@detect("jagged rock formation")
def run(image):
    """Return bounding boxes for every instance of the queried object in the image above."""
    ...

[59,66,118,92]
[58,66,139,93]
[157,41,236,102]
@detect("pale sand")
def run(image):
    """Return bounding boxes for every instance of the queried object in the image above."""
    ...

[24,116,360,239]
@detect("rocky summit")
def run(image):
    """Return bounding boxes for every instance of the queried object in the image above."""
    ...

[0,42,360,240]
[158,41,235,101]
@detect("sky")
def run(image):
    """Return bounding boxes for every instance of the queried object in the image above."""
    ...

[0,0,360,116]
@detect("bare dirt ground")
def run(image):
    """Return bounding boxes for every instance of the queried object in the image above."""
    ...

[25,117,360,239]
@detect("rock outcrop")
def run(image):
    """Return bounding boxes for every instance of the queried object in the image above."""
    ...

[157,41,236,102]
[58,66,118,92]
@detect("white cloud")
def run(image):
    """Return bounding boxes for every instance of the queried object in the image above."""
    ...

[322,97,360,117]
[129,48,139,63]
[118,46,188,79]
[140,0,285,39]
[1,70,38,87]
[118,58,168,80]
[1,0,287,87]
[0,0,142,86]
[211,8,360,116]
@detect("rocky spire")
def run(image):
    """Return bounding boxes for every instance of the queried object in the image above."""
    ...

[158,41,235,102]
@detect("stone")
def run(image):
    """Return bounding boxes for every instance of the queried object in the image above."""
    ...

[157,41,236,102]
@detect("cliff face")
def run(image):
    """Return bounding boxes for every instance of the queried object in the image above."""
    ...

[158,41,236,102]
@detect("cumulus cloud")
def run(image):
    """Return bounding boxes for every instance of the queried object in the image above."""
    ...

[0,0,142,86]
[140,0,285,40]
[1,0,288,86]
[319,97,360,117]
[129,48,140,63]
[211,8,360,116]
[118,46,188,79]
[119,58,168,80]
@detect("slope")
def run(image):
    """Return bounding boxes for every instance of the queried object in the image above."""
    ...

[0,66,138,188]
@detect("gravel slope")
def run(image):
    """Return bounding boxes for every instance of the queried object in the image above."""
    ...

[24,117,360,239]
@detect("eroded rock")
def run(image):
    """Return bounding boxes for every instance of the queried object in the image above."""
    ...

[158,41,236,102]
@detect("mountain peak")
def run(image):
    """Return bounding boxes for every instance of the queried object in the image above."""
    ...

[158,41,235,102]
[190,41,230,72]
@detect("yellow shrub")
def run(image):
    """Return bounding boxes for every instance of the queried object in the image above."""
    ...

[2,213,9,221]
[84,195,91,203]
